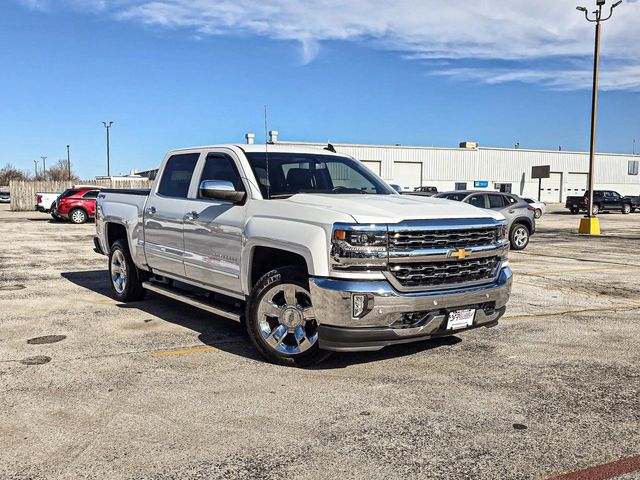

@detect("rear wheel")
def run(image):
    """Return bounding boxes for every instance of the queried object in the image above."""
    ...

[622,204,631,214]
[510,223,530,251]
[246,266,331,367]
[109,239,146,302]
[534,208,542,219]
[570,206,580,214]
[69,208,87,224]
[592,204,600,215]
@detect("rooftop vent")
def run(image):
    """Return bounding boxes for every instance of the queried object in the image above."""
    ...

[245,133,255,145]
[459,141,479,149]
[268,130,279,143]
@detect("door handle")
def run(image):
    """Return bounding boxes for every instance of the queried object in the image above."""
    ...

[183,211,199,221]
[508,210,515,214]
[146,206,157,215]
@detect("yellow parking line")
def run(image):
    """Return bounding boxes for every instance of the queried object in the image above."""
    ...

[152,346,217,357]
[502,305,640,321]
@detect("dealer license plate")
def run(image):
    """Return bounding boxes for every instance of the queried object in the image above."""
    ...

[446,309,476,330]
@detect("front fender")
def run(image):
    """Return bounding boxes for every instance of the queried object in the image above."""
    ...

[242,217,332,295]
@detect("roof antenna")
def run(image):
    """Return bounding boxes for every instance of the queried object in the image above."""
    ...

[324,143,336,153]
[264,105,271,199]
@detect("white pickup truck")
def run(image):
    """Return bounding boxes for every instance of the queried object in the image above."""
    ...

[94,144,512,366]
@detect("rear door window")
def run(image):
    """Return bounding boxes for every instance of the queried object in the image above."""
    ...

[82,190,99,199]
[157,153,200,198]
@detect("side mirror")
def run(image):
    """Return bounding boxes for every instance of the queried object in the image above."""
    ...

[199,180,246,203]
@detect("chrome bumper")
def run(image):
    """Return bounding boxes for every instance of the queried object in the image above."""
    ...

[309,266,512,352]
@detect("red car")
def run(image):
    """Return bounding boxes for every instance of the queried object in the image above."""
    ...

[54,188,100,224]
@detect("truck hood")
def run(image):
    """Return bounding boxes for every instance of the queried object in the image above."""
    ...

[285,194,504,224]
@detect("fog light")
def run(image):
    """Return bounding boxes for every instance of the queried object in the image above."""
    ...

[352,294,367,318]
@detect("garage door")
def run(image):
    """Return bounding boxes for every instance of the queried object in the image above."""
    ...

[361,161,382,176]
[539,172,562,202]
[565,172,588,197]
[394,162,423,191]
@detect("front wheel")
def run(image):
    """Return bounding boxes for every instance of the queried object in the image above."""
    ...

[622,204,631,214]
[592,204,600,216]
[246,267,331,367]
[108,239,146,302]
[510,224,530,251]
[570,206,579,214]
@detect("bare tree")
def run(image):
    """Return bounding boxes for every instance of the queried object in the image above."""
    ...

[46,159,78,181]
[0,164,30,185]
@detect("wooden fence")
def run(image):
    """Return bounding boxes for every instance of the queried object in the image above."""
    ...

[9,179,153,211]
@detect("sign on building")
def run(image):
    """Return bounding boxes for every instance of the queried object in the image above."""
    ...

[532,165,551,179]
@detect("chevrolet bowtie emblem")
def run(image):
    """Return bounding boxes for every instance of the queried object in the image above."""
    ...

[450,248,471,260]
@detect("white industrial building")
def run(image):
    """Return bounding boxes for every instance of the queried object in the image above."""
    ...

[262,132,640,203]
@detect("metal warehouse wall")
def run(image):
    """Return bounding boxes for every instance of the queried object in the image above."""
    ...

[277,141,640,202]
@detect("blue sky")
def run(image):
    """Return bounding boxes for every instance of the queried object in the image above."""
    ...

[2,0,639,179]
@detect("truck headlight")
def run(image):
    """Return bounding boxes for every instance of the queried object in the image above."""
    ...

[331,224,388,271]
[497,224,508,243]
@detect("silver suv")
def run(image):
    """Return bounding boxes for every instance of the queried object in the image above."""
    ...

[435,191,536,250]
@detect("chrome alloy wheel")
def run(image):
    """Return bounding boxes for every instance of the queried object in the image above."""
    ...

[257,283,318,355]
[110,249,128,294]
[513,226,529,248]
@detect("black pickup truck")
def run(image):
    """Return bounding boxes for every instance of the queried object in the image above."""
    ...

[565,190,640,215]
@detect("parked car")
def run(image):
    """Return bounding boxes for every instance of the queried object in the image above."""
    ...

[94,144,513,366]
[406,186,438,197]
[35,192,61,219]
[54,188,100,224]
[523,197,546,219]
[565,190,637,215]
[0,191,10,203]
[435,190,536,250]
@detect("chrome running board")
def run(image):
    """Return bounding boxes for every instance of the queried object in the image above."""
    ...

[142,282,242,322]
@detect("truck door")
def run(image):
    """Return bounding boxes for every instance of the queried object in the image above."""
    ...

[143,152,201,277]
[182,151,248,295]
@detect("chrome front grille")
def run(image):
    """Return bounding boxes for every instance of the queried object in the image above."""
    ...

[389,256,500,289]
[389,227,498,250]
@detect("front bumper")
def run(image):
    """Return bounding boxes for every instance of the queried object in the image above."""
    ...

[309,266,512,352]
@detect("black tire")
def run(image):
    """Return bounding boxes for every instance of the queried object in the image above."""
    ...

[246,266,331,367]
[69,208,88,224]
[632,207,637,213]
[592,204,600,216]
[534,208,542,219]
[622,204,631,214]
[509,223,530,251]
[108,239,146,302]
[570,206,579,214]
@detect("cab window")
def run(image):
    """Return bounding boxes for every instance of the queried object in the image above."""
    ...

[82,190,99,199]
[157,153,200,198]
[198,154,245,196]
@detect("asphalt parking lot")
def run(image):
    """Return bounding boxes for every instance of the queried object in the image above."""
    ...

[0,203,638,480]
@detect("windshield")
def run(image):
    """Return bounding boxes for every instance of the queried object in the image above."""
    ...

[244,152,395,199]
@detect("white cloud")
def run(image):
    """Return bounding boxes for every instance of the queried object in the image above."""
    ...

[14,0,640,90]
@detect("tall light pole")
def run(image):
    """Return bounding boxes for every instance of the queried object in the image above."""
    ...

[102,121,113,177]
[40,156,47,180]
[576,0,622,235]
[66,145,71,181]
[33,160,39,179]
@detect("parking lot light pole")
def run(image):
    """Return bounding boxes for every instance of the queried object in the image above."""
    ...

[33,160,38,179]
[67,145,71,181]
[576,0,622,235]
[40,156,47,180]
[102,121,113,177]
